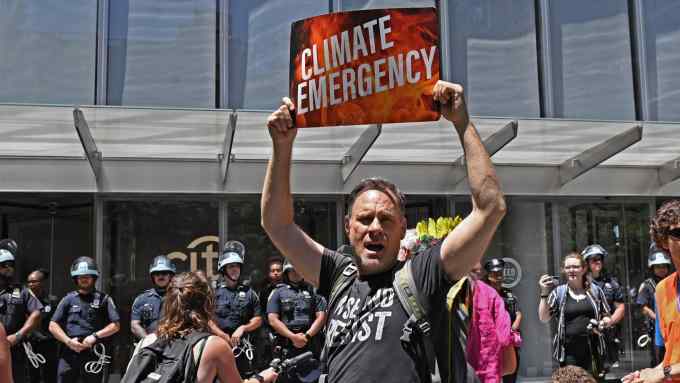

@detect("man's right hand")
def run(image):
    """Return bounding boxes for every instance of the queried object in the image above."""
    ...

[266,97,297,147]
[538,274,556,295]
[291,333,307,349]
[67,337,87,353]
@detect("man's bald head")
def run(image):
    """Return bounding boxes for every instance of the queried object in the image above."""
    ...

[28,270,46,281]
[27,269,48,296]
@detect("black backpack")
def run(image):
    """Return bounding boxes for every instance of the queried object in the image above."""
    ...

[121,331,211,383]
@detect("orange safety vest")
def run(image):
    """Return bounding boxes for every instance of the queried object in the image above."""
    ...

[656,272,680,381]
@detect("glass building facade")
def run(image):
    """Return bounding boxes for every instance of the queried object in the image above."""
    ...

[1,0,680,381]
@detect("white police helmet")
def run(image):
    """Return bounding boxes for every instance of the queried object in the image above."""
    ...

[648,249,672,267]
[70,257,99,278]
[0,239,17,263]
[149,255,176,275]
[581,244,608,261]
[218,251,243,271]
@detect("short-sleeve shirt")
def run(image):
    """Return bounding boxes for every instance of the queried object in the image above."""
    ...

[131,288,165,334]
[591,274,625,308]
[318,243,453,383]
[30,293,59,341]
[51,290,120,338]
[654,273,680,380]
[637,278,658,311]
[214,284,261,333]
[267,282,326,330]
[259,282,279,324]
[655,304,664,347]
[0,285,43,334]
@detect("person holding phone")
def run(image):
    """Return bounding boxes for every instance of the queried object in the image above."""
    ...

[538,252,612,380]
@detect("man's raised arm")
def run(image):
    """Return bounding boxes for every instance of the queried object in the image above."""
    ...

[261,97,325,287]
[436,81,507,280]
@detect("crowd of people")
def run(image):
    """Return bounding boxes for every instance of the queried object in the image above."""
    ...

[0,81,678,383]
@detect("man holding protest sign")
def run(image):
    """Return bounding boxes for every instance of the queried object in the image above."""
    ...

[262,76,505,383]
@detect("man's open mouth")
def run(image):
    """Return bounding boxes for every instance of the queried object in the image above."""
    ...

[365,243,384,252]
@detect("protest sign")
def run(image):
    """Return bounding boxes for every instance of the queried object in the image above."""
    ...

[289,7,440,128]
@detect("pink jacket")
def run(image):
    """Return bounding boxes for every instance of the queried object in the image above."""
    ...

[466,280,512,383]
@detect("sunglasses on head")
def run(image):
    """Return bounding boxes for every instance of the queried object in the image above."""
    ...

[666,227,680,239]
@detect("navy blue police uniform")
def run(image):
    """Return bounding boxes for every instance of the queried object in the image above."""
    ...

[267,282,327,359]
[214,281,261,375]
[0,284,44,382]
[131,288,165,335]
[592,273,625,367]
[27,292,60,383]
[499,288,521,383]
[51,290,120,383]
[637,276,665,365]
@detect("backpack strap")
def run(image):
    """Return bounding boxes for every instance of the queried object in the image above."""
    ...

[183,332,212,382]
[644,278,657,291]
[320,263,358,371]
[393,259,435,382]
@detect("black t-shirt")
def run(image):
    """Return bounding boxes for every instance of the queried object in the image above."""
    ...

[318,243,453,383]
[564,292,595,339]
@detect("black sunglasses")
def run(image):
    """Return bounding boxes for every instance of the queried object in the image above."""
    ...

[667,227,680,240]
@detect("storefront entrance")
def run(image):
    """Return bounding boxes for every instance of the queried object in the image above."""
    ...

[0,194,94,299]
[556,201,656,374]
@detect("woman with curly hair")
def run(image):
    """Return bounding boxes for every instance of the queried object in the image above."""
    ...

[124,272,278,383]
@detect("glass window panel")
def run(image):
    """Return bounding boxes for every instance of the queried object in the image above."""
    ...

[555,201,653,372]
[339,0,434,11]
[0,194,94,302]
[107,0,216,107]
[103,199,219,376]
[227,197,337,281]
[548,1,635,119]
[228,1,328,110]
[449,0,540,117]
[641,1,680,121]
[0,1,96,104]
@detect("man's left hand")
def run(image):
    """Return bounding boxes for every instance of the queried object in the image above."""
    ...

[83,335,97,348]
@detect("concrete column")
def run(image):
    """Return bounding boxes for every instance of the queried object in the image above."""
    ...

[501,201,555,379]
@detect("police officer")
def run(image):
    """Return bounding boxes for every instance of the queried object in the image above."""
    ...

[581,244,626,368]
[637,246,672,366]
[130,255,176,339]
[26,269,60,383]
[49,257,120,383]
[483,258,522,383]
[267,261,326,379]
[254,257,284,370]
[210,241,262,377]
[0,239,43,383]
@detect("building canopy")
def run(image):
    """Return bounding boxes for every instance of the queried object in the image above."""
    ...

[1,104,679,196]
